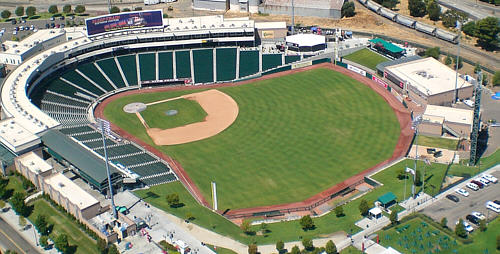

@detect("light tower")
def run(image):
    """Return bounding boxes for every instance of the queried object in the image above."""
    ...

[469,72,482,165]
[98,118,118,219]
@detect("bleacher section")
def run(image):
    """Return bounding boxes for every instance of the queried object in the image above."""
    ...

[262,54,283,71]
[216,48,237,81]
[285,55,301,64]
[96,58,126,88]
[139,53,156,81]
[175,50,191,79]
[61,70,105,96]
[158,52,174,80]
[77,63,115,91]
[239,50,259,78]
[117,55,138,86]
[193,49,214,84]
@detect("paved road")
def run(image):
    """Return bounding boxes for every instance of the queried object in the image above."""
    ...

[437,0,500,20]
[0,216,40,254]
[421,170,500,229]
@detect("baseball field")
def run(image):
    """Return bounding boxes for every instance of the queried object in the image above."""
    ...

[102,67,401,210]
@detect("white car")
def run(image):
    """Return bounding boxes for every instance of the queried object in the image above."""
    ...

[456,220,474,233]
[463,99,474,107]
[482,174,498,183]
[455,188,469,197]
[471,211,486,220]
[476,177,489,186]
[466,182,479,191]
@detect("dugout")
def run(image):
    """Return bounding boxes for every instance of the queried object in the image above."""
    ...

[286,34,326,52]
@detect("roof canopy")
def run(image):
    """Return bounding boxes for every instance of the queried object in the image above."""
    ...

[378,192,397,205]
[369,38,404,53]
[369,207,382,215]
[286,34,326,47]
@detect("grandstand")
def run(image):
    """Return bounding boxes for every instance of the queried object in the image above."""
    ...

[193,49,214,83]
[139,53,157,81]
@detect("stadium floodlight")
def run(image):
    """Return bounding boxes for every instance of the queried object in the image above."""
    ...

[98,118,118,219]
[454,21,462,104]
[411,115,423,199]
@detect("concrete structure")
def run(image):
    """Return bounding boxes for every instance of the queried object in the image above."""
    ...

[14,151,53,189]
[259,0,344,19]
[255,22,287,41]
[0,119,41,153]
[420,105,474,139]
[194,0,261,13]
[384,57,473,106]
[43,173,101,220]
[0,29,66,65]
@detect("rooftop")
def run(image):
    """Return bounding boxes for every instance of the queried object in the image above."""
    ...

[255,21,287,29]
[424,105,473,126]
[386,57,472,96]
[44,173,99,209]
[263,0,344,10]
[286,33,326,47]
[1,29,66,56]
[163,15,253,33]
[369,38,404,53]
[17,151,52,175]
[0,119,40,151]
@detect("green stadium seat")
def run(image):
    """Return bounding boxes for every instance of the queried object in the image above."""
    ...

[158,52,174,80]
[139,53,156,81]
[77,63,115,92]
[262,54,282,71]
[239,50,259,78]
[193,49,213,83]
[216,48,237,81]
[175,50,191,79]
[96,58,126,88]
[117,55,138,86]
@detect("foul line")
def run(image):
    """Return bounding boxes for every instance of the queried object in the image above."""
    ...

[135,112,149,129]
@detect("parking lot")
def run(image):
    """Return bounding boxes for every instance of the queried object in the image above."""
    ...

[421,170,500,229]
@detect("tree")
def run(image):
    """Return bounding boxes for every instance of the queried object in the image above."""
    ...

[48,5,58,14]
[25,6,36,17]
[185,212,195,221]
[325,240,337,254]
[408,0,427,17]
[74,5,85,14]
[479,219,487,232]
[134,7,143,11]
[493,71,500,86]
[10,192,27,216]
[166,193,180,207]
[1,10,11,19]
[63,4,72,14]
[290,245,300,254]
[0,199,5,212]
[334,205,344,217]
[475,17,500,50]
[383,0,399,9]
[359,199,370,216]
[110,6,120,14]
[276,240,284,253]
[440,217,448,228]
[35,214,49,235]
[453,56,463,69]
[240,220,253,234]
[299,215,315,230]
[260,222,268,234]
[425,47,440,59]
[445,55,452,65]
[248,244,257,254]
[341,1,355,18]
[462,21,476,36]
[427,0,441,21]
[455,219,467,238]
[15,6,24,17]
[108,244,119,254]
[390,211,398,225]
[97,238,108,254]
[497,234,500,250]
[474,62,481,74]
[19,216,27,229]
[302,237,313,251]
[39,235,49,249]
[441,10,467,28]
[54,234,69,253]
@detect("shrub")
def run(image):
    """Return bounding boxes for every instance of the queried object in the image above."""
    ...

[15,6,24,17]
[110,6,120,14]
[334,205,344,217]
[48,5,58,14]
[1,10,11,19]
[299,215,315,230]
[26,6,36,17]
[74,5,85,14]
[63,4,72,14]
[359,199,370,216]
[248,244,257,254]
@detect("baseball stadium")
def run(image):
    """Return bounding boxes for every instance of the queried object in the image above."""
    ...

[0,10,412,226]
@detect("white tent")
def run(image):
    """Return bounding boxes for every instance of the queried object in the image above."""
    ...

[286,34,326,52]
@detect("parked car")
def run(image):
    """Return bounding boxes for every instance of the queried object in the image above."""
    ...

[476,177,489,186]
[494,200,500,205]
[50,16,55,21]
[471,211,486,220]
[482,174,498,183]
[471,180,484,188]
[486,201,500,213]
[446,194,460,202]
[45,23,50,29]
[11,19,16,25]
[466,182,479,191]
[60,16,65,20]
[463,99,474,107]
[456,220,474,233]
[466,214,480,225]
[455,188,469,197]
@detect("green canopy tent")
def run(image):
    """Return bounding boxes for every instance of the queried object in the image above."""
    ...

[378,192,397,209]
[369,38,405,59]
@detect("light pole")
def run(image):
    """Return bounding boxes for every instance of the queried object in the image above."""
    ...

[291,0,295,35]
[454,21,462,104]
[98,118,117,220]
[411,115,423,199]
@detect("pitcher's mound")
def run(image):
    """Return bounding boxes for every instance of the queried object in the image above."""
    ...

[123,102,147,113]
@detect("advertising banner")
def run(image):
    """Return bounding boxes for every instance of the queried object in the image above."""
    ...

[371,76,388,88]
[347,64,366,76]
[86,10,163,36]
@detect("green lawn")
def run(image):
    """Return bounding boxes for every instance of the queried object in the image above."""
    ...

[6,175,26,195]
[340,246,363,254]
[27,199,97,254]
[206,244,238,254]
[447,148,500,177]
[343,49,389,70]
[106,68,401,210]
[416,135,458,150]
[140,98,207,129]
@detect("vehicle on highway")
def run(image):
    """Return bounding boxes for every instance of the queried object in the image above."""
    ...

[476,177,490,186]
[466,214,480,225]
[466,182,479,191]
[482,174,498,183]
[471,180,484,188]
[455,188,469,197]
[446,194,460,202]
[456,220,474,232]
[486,201,500,213]
[471,211,486,220]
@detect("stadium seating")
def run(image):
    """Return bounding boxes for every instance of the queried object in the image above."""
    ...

[238,50,259,78]
[216,48,237,82]
[262,54,283,71]
[61,70,105,96]
[139,53,156,81]
[77,63,115,92]
[193,49,214,83]
[175,50,191,79]
[285,55,301,64]
[117,55,138,86]
[140,173,177,186]
[59,125,95,135]
[158,52,174,79]
[96,58,126,88]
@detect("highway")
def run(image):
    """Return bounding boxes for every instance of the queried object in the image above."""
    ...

[437,0,500,20]
[0,216,40,254]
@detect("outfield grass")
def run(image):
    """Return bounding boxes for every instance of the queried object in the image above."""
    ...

[135,159,448,244]
[27,199,97,254]
[416,135,458,150]
[106,68,400,210]
[140,98,207,129]
[343,49,389,70]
